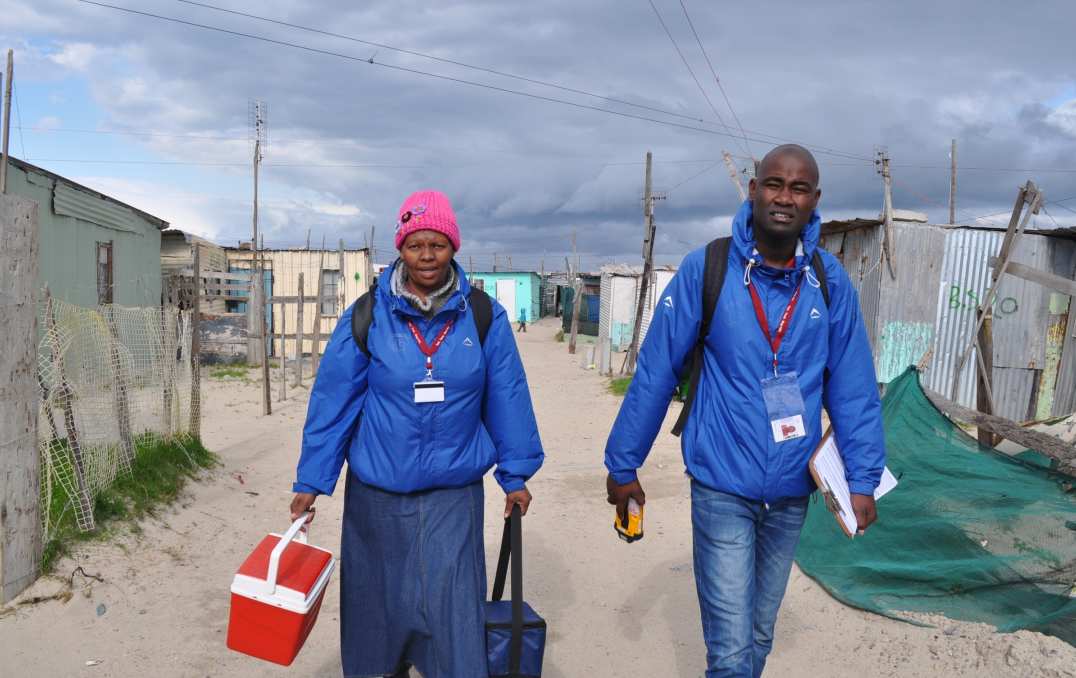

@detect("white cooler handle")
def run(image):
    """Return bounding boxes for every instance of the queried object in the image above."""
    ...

[262,514,311,596]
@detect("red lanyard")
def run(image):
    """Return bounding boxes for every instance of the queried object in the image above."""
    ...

[747,277,802,376]
[406,319,454,373]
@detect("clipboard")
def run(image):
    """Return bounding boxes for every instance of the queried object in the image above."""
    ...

[808,427,897,539]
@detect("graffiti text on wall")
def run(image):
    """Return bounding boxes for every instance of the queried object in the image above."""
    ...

[948,285,1019,316]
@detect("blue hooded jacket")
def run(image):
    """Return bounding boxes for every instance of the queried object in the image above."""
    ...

[605,201,885,502]
[293,260,544,496]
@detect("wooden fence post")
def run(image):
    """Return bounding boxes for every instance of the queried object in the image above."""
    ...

[312,268,324,376]
[278,299,286,401]
[44,287,94,531]
[294,272,304,388]
[104,306,136,471]
[190,247,202,438]
[0,194,40,603]
[160,275,174,435]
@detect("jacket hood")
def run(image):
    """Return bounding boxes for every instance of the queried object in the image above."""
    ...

[731,199,822,269]
[378,258,472,318]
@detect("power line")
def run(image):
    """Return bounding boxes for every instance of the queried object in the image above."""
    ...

[668,160,722,191]
[25,157,427,168]
[171,0,715,127]
[77,1,874,163]
[16,126,250,141]
[13,84,27,158]
[645,0,738,144]
[677,0,752,159]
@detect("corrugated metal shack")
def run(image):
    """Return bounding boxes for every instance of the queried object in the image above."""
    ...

[160,229,229,314]
[541,271,569,317]
[820,214,1076,421]
[227,246,371,357]
[598,264,677,352]
[5,156,167,308]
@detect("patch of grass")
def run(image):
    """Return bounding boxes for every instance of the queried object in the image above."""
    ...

[210,366,248,379]
[609,376,633,396]
[41,435,218,573]
[554,329,565,343]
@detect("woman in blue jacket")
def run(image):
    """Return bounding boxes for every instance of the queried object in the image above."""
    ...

[290,190,544,678]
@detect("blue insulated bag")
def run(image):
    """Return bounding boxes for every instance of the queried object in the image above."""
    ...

[486,505,546,678]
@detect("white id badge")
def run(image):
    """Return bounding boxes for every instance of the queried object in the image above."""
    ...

[414,380,445,403]
[761,372,807,443]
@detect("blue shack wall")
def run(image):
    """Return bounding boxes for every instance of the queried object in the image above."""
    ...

[469,272,541,323]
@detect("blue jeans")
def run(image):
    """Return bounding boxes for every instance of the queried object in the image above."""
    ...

[691,481,808,678]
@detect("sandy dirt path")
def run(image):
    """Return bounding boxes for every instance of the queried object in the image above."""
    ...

[2,318,1073,677]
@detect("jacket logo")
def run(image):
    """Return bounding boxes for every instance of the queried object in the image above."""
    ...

[663,296,674,309]
[810,307,821,320]
[463,337,474,347]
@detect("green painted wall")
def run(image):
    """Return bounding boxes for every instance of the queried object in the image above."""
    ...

[877,321,934,384]
[7,160,163,308]
[469,272,541,323]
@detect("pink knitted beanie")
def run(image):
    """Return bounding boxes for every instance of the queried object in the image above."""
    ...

[393,190,461,251]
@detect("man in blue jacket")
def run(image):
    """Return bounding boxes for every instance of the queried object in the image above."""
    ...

[604,145,885,677]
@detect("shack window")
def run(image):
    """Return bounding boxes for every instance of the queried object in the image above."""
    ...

[97,242,113,305]
[321,269,341,316]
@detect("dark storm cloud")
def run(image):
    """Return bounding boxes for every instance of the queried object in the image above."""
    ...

[4,0,1076,268]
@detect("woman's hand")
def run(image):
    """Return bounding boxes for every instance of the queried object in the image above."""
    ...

[290,492,317,524]
[504,487,532,518]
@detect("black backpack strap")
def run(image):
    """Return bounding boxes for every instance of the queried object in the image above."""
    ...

[672,237,730,437]
[811,250,830,307]
[468,287,493,345]
[350,280,378,359]
[491,504,524,675]
[352,280,491,358]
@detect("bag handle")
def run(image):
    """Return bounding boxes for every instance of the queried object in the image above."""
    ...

[261,514,310,596]
[491,504,524,675]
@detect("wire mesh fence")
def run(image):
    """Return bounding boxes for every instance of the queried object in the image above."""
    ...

[37,292,195,541]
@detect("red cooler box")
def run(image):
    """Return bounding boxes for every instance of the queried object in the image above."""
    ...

[227,516,335,666]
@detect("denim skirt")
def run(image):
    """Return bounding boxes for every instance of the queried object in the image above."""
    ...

[340,471,487,678]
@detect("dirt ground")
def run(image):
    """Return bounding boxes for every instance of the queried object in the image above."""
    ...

[2,318,1074,677]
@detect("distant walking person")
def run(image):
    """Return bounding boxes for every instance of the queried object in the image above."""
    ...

[517,306,528,332]
[603,145,886,677]
[291,190,544,678]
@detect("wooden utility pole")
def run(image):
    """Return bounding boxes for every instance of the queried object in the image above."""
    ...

[568,232,582,354]
[722,150,747,202]
[0,193,39,603]
[493,253,498,272]
[338,239,346,313]
[1,50,13,194]
[625,151,657,374]
[191,246,204,433]
[949,139,957,225]
[294,272,305,387]
[247,136,264,366]
[877,150,896,280]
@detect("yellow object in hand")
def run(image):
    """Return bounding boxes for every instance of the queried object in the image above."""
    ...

[614,498,644,543]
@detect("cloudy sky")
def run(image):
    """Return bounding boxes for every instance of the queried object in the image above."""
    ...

[4,0,1076,269]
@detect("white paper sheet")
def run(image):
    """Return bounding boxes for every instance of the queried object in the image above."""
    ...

[811,433,897,538]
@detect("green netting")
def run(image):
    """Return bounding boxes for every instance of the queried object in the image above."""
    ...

[796,367,1076,645]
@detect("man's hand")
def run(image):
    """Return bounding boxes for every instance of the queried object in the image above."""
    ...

[606,474,645,525]
[505,487,532,518]
[290,492,317,524]
[851,493,877,535]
